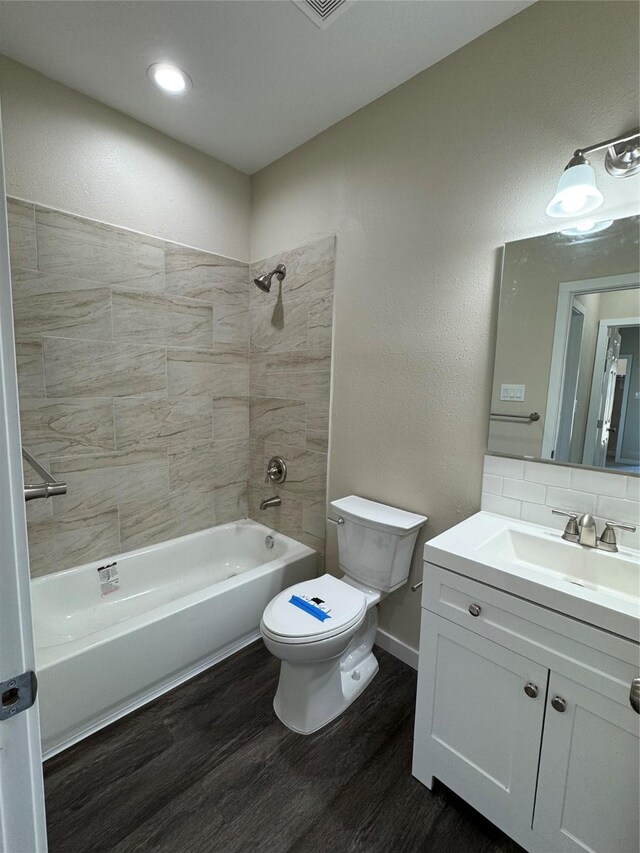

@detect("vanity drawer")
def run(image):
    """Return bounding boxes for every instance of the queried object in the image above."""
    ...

[422,562,639,708]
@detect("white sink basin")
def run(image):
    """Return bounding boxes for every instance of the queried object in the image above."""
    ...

[476,528,640,601]
[424,511,640,641]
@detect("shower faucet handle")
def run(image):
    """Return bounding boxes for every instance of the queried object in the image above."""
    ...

[265,456,287,485]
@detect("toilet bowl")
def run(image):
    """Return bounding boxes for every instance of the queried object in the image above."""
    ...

[260,496,427,734]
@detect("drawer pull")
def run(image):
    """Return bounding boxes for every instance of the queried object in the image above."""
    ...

[551,696,567,713]
[524,682,539,699]
[630,678,640,714]
[468,603,482,617]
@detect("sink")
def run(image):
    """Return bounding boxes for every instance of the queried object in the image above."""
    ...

[424,511,640,641]
[476,528,640,601]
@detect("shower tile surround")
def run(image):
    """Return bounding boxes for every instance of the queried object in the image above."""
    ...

[481,454,640,550]
[248,237,335,569]
[7,197,333,577]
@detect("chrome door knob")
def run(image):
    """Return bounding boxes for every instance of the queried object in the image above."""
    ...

[551,696,567,713]
[468,603,482,617]
[524,682,539,699]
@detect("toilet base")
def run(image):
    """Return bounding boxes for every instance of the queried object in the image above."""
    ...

[272,609,380,735]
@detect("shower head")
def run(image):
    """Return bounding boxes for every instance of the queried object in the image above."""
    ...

[253,263,286,293]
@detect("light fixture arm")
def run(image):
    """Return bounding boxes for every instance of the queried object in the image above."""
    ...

[575,128,640,158]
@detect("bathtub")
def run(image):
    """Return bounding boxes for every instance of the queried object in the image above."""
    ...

[31,519,316,758]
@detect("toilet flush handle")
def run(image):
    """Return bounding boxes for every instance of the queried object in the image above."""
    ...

[327,516,345,525]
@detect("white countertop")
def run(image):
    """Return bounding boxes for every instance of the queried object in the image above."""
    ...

[424,511,640,643]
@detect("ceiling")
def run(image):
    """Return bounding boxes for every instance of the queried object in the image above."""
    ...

[0,0,534,174]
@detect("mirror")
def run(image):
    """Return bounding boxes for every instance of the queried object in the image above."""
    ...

[489,215,639,473]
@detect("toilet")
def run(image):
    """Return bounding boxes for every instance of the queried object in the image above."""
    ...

[260,495,427,734]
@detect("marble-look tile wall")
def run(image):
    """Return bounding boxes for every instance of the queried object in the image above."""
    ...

[249,237,335,569]
[7,197,250,576]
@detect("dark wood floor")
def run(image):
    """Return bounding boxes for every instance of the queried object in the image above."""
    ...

[44,641,524,853]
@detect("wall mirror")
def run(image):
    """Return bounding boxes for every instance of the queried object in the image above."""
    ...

[489,215,639,474]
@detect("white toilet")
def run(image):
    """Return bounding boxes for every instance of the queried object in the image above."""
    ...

[260,495,427,734]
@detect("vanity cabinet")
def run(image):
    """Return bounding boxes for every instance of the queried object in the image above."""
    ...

[533,672,640,853]
[413,563,640,853]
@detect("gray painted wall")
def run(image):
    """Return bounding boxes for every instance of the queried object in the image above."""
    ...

[250,1,640,650]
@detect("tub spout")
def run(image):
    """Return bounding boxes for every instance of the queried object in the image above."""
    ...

[260,496,281,510]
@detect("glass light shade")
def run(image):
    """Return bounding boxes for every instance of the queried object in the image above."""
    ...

[560,218,613,236]
[545,163,604,218]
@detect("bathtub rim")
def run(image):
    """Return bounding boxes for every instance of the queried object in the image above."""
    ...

[32,516,304,586]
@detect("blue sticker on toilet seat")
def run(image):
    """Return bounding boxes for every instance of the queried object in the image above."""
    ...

[289,595,331,621]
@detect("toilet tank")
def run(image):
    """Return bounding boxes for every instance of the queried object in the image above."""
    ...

[330,496,427,593]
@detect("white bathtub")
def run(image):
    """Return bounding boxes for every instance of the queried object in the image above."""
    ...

[31,519,316,758]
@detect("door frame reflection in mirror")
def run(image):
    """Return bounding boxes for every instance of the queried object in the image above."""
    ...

[542,272,640,465]
[615,351,635,465]
[582,316,639,468]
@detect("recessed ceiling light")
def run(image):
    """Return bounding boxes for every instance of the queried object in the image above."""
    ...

[147,63,192,95]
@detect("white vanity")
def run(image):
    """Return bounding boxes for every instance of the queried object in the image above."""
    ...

[412,511,640,853]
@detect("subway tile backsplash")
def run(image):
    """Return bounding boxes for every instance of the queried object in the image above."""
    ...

[482,454,640,550]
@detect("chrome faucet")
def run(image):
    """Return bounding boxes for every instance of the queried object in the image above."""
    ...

[577,513,597,548]
[260,496,281,510]
[553,509,636,552]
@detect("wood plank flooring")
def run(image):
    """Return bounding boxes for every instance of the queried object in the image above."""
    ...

[44,642,524,853]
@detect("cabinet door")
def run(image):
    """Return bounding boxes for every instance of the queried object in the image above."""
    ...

[534,672,640,853]
[413,612,548,842]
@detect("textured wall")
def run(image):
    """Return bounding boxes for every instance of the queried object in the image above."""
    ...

[249,1,640,649]
[0,55,250,260]
[8,198,250,577]
[248,238,335,566]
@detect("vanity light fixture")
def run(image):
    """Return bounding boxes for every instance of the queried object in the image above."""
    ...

[147,62,192,95]
[546,128,640,218]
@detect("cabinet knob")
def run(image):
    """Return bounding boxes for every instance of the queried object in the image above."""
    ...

[551,696,567,713]
[630,678,640,714]
[524,682,539,699]
[468,603,482,617]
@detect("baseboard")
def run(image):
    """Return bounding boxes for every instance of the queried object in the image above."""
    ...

[375,628,418,670]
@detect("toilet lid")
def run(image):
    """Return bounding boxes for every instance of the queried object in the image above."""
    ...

[262,574,367,643]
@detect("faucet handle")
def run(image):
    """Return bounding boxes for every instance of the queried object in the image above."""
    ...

[598,521,637,553]
[552,509,578,519]
[604,521,637,532]
[265,455,287,484]
[552,509,580,542]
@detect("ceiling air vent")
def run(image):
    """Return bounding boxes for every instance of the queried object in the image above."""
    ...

[292,0,352,30]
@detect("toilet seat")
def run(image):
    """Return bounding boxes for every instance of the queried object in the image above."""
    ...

[261,574,366,644]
